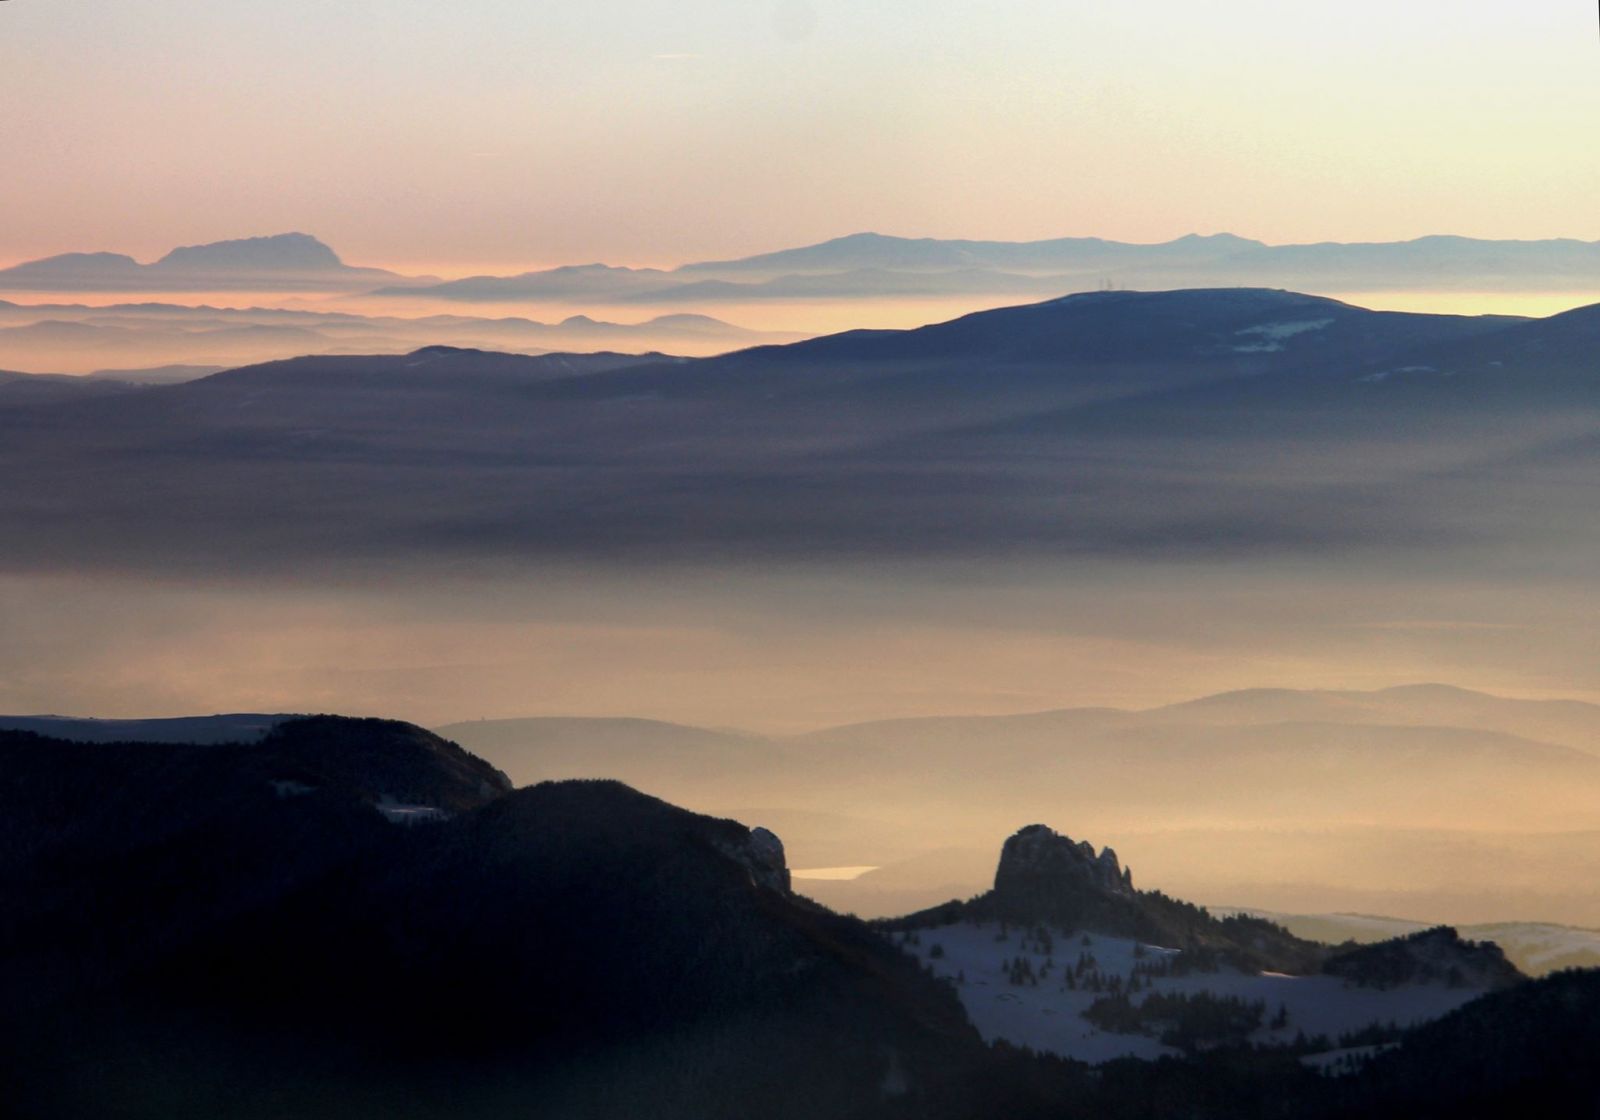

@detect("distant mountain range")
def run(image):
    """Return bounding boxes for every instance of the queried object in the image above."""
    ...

[14,682,1600,931]
[0,233,421,292]
[370,231,1600,303]
[0,295,798,374]
[431,683,1600,928]
[10,230,1600,300]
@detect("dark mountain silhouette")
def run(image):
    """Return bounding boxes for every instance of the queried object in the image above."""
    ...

[0,718,991,1120]
[745,286,1514,364]
[1322,967,1600,1118]
[1229,907,1600,977]
[0,712,288,743]
[1321,926,1521,990]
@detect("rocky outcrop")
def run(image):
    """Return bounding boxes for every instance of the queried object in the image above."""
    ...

[899,824,1528,986]
[895,822,1329,973]
[994,824,1134,901]
[976,824,1147,932]
[718,825,791,892]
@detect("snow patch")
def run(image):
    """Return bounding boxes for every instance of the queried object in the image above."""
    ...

[1301,1042,1396,1076]
[1232,318,1333,352]
[374,793,448,825]
[1359,365,1437,384]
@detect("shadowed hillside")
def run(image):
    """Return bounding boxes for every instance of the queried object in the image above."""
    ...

[2,288,1596,575]
[0,720,988,1120]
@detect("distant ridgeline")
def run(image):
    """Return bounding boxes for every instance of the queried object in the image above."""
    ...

[0,717,1593,1119]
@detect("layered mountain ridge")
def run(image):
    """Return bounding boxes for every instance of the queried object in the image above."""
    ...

[3,286,1597,576]
[14,230,1600,302]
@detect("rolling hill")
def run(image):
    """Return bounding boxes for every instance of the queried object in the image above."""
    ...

[2,287,1595,576]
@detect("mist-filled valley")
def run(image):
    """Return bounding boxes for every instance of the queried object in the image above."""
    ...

[14,0,1600,1113]
[4,284,1598,942]
[7,230,1600,379]
[12,272,1597,1112]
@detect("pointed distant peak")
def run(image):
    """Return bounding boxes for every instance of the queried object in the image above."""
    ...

[826,231,905,244]
[644,313,727,326]
[1374,682,1486,698]
[1171,231,1260,245]
[155,233,345,272]
[559,314,601,326]
[407,344,487,357]
[539,262,660,277]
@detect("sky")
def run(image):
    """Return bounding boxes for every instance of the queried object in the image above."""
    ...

[4,0,1600,272]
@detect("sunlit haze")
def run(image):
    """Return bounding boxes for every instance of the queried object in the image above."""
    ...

[8,9,1600,1099]
[5,0,1600,271]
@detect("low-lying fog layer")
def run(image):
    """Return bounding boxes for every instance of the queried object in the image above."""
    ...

[3,563,1595,731]
[4,561,1599,927]
[2,288,1596,928]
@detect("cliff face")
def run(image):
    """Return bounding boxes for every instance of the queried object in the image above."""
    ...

[985,824,1140,930]
[993,824,1134,902]
[735,825,792,893]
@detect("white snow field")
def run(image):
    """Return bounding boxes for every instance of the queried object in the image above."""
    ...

[894,921,1488,1065]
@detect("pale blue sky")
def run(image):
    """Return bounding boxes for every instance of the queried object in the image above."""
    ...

[3,0,1598,269]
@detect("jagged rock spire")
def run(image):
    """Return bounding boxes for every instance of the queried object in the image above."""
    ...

[992,824,1135,911]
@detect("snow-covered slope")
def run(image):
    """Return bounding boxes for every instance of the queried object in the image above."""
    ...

[895,921,1489,1065]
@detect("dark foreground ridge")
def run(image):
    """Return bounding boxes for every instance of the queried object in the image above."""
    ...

[0,718,1593,1119]
[0,719,984,1120]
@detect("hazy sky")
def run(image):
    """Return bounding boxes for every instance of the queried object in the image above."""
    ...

[5,0,1600,271]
